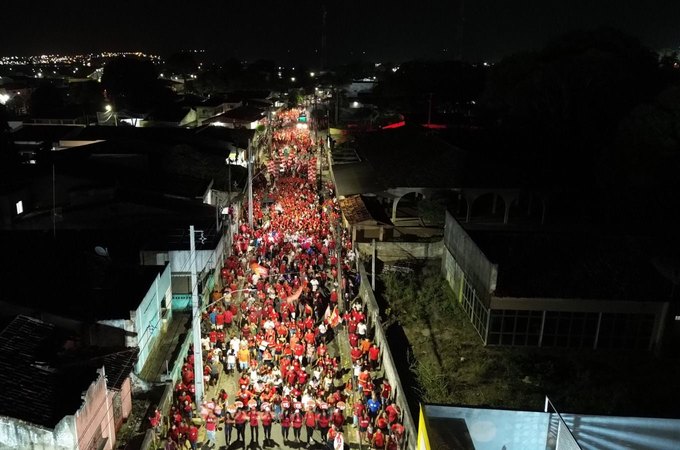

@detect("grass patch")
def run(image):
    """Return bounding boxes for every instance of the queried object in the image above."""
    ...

[377,261,680,417]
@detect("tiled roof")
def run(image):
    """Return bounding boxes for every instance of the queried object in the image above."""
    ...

[0,315,138,428]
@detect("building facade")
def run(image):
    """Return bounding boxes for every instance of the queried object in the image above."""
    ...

[441,212,670,351]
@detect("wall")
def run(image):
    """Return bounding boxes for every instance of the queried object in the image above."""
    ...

[0,415,77,450]
[356,241,442,262]
[358,263,417,450]
[134,264,172,374]
[442,211,497,305]
[168,249,217,277]
[76,368,115,450]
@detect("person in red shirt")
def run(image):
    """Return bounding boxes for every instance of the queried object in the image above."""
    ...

[372,427,386,450]
[223,309,233,328]
[353,399,365,428]
[332,407,344,429]
[376,411,389,433]
[292,410,304,443]
[187,424,199,450]
[205,414,217,447]
[368,343,380,371]
[234,409,247,442]
[350,346,362,362]
[386,432,400,450]
[317,409,331,443]
[386,403,400,425]
[280,410,292,443]
[304,409,317,444]
[358,411,371,444]
[381,380,392,404]
[249,407,260,444]
[261,407,273,442]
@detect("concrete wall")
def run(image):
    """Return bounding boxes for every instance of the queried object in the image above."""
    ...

[75,368,115,450]
[443,211,497,305]
[120,377,133,423]
[0,415,76,450]
[358,262,417,450]
[356,240,443,262]
[168,248,217,276]
[134,264,172,374]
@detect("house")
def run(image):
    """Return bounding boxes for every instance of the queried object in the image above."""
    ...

[194,94,244,125]
[0,315,137,450]
[441,211,672,351]
[339,194,393,242]
[142,106,196,127]
[205,105,266,129]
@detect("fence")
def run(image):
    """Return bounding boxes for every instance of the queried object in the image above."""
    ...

[545,397,582,450]
[357,260,418,450]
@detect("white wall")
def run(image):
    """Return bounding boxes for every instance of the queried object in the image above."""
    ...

[0,414,77,450]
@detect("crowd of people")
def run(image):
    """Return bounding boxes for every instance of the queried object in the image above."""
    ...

[160,108,406,450]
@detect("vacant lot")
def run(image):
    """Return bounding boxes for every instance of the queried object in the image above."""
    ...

[377,262,680,418]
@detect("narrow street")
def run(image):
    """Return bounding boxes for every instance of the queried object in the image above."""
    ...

[164,107,404,450]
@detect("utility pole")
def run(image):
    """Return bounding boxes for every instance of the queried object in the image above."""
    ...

[190,225,204,407]
[334,89,339,126]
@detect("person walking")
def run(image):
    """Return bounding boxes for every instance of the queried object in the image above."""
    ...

[292,409,303,443]
[304,408,317,444]
[261,407,274,444]
[317,408,331,443]
[235,409,247,442]
[223,409,235,445]
[249,406,260,444]
[280,410,291,443]
[205,413,217,448]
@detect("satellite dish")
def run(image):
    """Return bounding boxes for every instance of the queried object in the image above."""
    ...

[94,246,109,257]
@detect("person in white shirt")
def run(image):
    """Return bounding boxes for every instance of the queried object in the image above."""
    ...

[357,321,367,337]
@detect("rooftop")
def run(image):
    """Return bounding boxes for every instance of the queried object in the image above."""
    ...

[467,230,672,301]
[355,126,467,189]
[0,315,137,428]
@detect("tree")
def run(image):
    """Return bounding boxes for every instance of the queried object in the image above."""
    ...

[165,52,199,84]
[101,57,174,112]
[28,82,64,117]
[68,80,105,114]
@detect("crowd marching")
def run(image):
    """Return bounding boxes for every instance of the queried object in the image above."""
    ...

[160,108,406,450]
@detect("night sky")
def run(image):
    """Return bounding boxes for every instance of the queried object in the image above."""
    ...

[1,0,680,64]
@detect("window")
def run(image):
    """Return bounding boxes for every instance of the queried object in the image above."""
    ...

[598,313,654,350]
[15,200,23,215]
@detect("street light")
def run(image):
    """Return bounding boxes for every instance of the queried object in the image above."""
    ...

[191,285,256,407]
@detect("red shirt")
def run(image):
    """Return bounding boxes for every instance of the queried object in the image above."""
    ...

[373,430,385,447]
[249,411,260,426]
[305,411,317,427]
[188,426,198,442]
[368,346,380,361]
[262,412,273,426]
[317,413,330,428]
